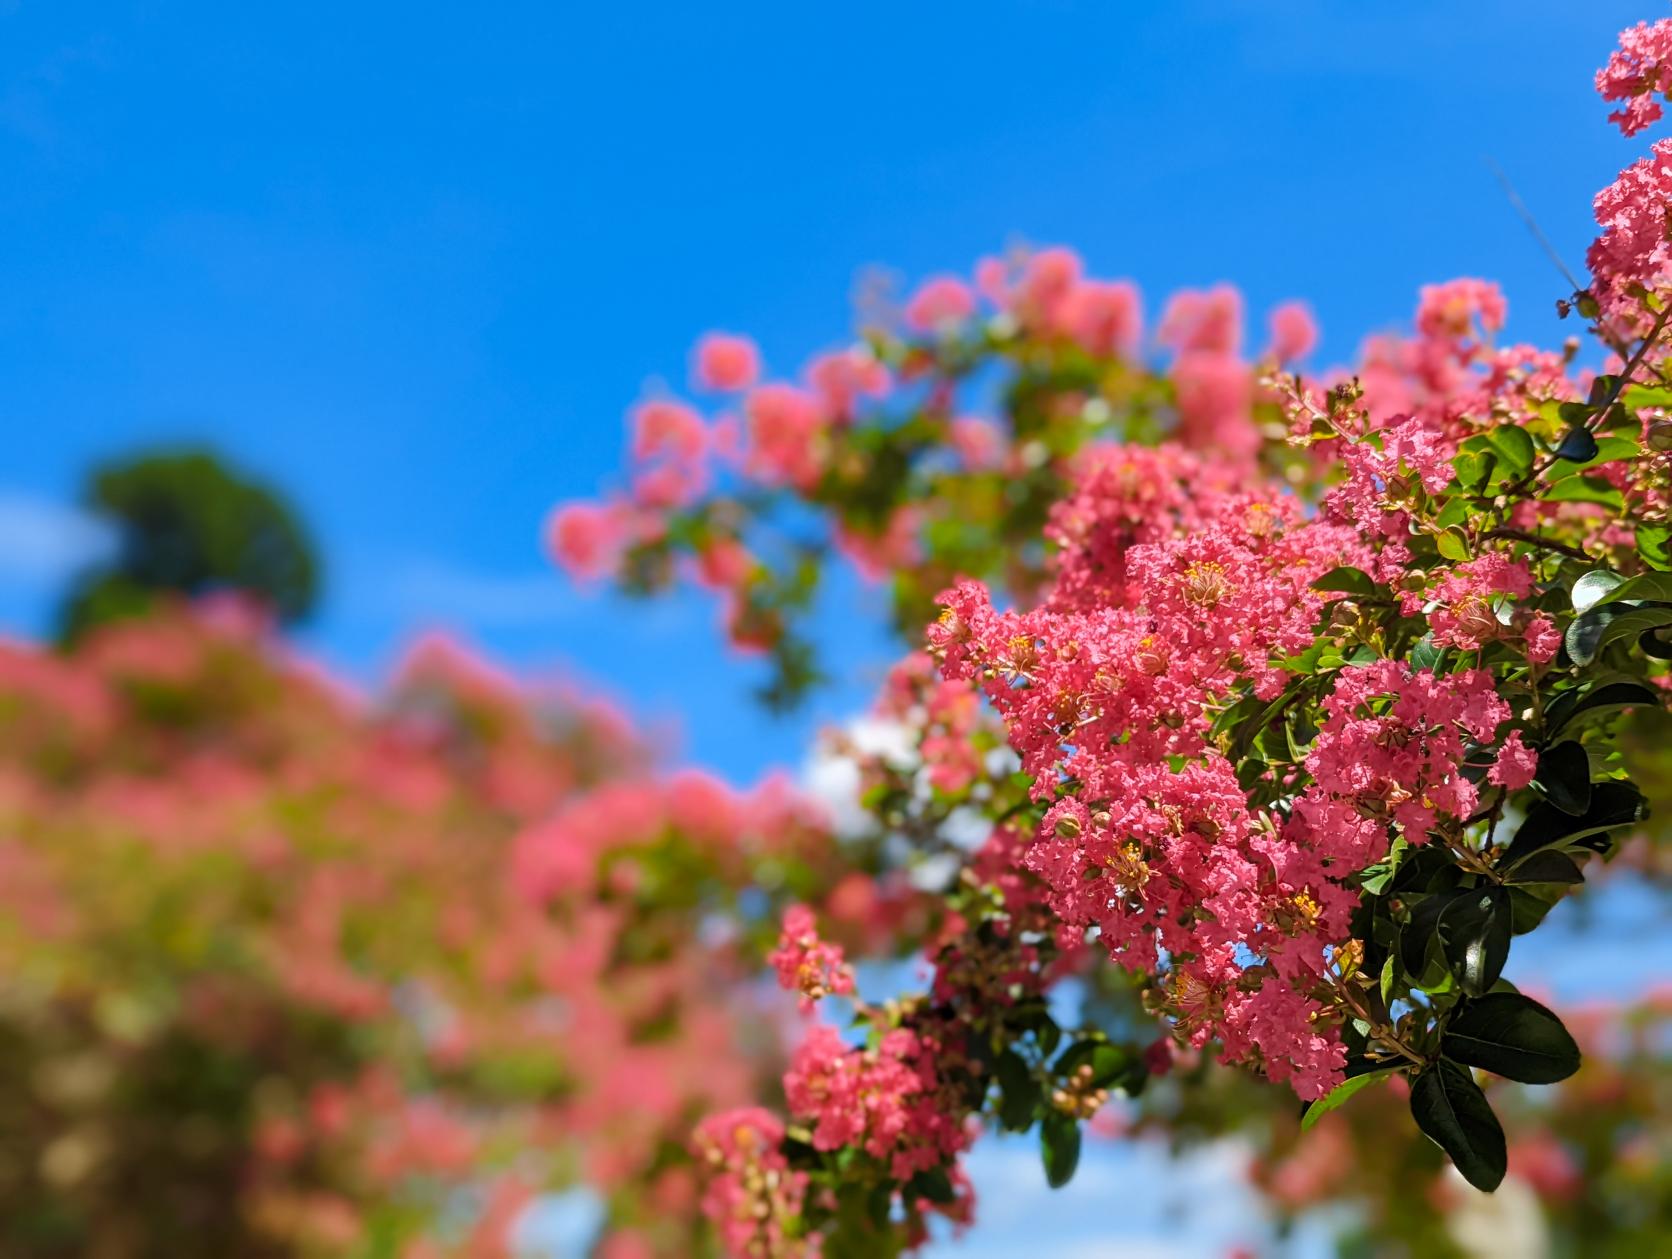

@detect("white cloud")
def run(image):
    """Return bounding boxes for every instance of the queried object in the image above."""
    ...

[0,491,112,583]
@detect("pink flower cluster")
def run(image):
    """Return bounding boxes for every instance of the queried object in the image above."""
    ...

[1597,18,1672,136]
[692,1109,816,1259]
[769,905,855,1011]
[1294,661,1510,850]
[1418,552,1543,655]
[929,463,1387,1097]
[1588,137,1672,336]
[782,1023,972,1181]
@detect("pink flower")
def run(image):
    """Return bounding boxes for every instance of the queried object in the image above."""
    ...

[806,347,890,419]
[545,501,626,580]
[1416,278,1506,343]
[768,904,854,1010]
[904,275,977,333]
[630,399,707,465]
[1597,19,1672,136]
[949,416,1004,471]
[1158,285,1243,356]
[1424,552,1533,652]
[1172,352,1257,460]
[744,384,827,487]
[693,333,762,392]
[1266,301,1318,363]
[1588,139,1672,335]
[1061,279,1142,358]
[1489,730,1538,790]
[692,1109,814,1258]
[1525,613,1561,663]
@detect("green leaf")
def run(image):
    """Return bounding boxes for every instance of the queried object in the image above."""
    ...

[1553,427,1598,462]
[1638,525,1671,570]
[1595,605,1672,654]
[1586,434,1641,466]
[1410,1061,1506,1192]
[1400,889,1460,979]
[1437,886,1512,997]
[1040,1111,1081,1189]
[1485,425,1536,477]
[1409,636,1444,674]
[1502,781,1647,867]
[995,1050,1039,1132]
[1311,566,1378,597]
[1441,993,1582,1084]
[1436,528,1471,562]
[1379,951,1398,1004]
[1300,1068,1396,1131]
[1501,850,1584,887]
[1533,741,1591,816]
[906,1165,957,1206]
[1545,680,1662,735]
[1542,477,1624,509]
[1564,608,1614,665]
[1571,570,1625,614]
[1594,570,1672,608]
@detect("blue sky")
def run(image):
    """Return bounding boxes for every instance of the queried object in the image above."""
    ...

[2,4,1668,1254]
[0,0,1653,780]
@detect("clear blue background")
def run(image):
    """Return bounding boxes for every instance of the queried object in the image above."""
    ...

[0,0,1651,781]
[0,4,1663,1252]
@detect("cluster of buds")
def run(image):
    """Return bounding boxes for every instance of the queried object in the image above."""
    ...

[1050,1062,1111,1121]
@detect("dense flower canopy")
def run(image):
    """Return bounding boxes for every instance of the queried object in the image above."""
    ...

[545,14,1672,1256]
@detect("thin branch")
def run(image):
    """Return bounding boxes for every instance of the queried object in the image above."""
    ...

[1483,526,1593,563]
[1485,156,1583,295]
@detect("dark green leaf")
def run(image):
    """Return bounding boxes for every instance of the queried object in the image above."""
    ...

[1593,570,1672,608]
[1410,1061,1506,1192]
[1437,887,1512,997]
[1040,1112,1081,1189]
[1545,680,1662,735]
[1400,889,1462,978]
[1301,1069,1396,1131]
[1503,781,1647,867]
[1596,605,1672,654]
[1565,608,1614,666]
[1554,427,1598,462]
[1501,850,1584,886]
[1533,741,1591,816]
[906,1165,956,1206]
[1441,993,1581,1084]
[995,1050,1039,1132]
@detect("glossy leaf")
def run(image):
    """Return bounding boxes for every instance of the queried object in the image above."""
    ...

[1593,570,1672,608]
[1501,850,1584,886]
[1441,993,1581,1084]
[1532,740,1591,816]
[1545,680,1662,735]
[1437,886,1512,997]
[1410,1061,1506,1192]
[1570,569,1624,614]
[1502,781,1646,867]
[1553,426,1599,462]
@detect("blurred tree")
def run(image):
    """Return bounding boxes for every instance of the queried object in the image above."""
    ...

[58,449,320,641]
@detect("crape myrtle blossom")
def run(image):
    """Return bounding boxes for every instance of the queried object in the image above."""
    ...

[0,604,880,1258]
[579,20,1672,1251]
[1597,17,1672,136]
[769,904,855,1010]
